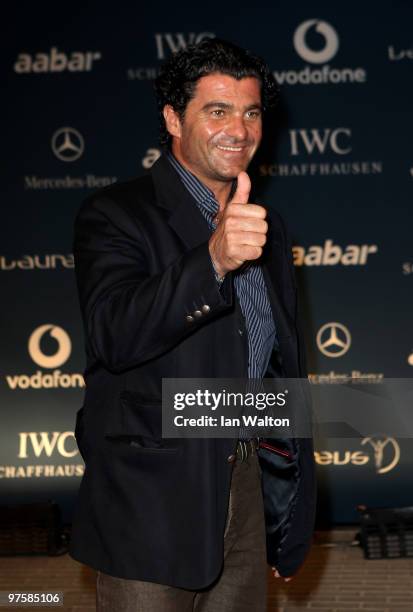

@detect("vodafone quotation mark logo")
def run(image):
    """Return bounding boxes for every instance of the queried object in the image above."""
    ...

[28,325,72,368]
[51,127,84,162]
[273,18,366,87]
[317,322,351,358]
[5,325,83,390]
[293,19,339,64]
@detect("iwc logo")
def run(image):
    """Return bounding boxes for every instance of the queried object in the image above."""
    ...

[259,126,383,178]
[293,19,339,64]
[51,127,84,162]
[316,322,351,358]
[0,431,84,480]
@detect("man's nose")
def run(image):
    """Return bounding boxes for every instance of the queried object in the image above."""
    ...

[225,115,248,141]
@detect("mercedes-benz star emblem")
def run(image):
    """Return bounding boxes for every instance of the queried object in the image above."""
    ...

[316,322,351,358]
[51,127,84,162]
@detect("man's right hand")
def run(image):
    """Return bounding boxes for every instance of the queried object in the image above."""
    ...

[209,172,268,279]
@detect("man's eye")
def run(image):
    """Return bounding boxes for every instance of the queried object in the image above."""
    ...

[211,109,225,117]
[246,110,260,119]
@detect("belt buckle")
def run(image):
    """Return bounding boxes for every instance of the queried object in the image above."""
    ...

[237,439,254,462]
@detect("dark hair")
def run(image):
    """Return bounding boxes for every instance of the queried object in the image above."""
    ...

[154,38,279,147]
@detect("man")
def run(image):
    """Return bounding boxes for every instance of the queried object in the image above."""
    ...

[70,38,316,611]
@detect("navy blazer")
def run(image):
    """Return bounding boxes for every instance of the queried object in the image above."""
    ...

[69,154,316,588]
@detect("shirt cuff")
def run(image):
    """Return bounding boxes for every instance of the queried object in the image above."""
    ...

[209,255,225,286]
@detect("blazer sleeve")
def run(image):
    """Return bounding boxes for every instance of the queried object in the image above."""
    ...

[73,193,233,373]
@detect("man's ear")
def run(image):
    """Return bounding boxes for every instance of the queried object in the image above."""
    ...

[163,105,182,139]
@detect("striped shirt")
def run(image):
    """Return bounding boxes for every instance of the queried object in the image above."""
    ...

[167,152,278,382]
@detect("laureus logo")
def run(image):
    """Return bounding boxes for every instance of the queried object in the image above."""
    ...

[293,19,339,64]
[28,325,71,368]
[5,325,84,390]
[317,322,351,358]
[315,436,400,474]
[361,436,400,474]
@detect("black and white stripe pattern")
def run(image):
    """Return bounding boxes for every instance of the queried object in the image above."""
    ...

[167,153,278,436]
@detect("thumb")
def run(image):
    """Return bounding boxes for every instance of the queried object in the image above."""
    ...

[231,171,251,204]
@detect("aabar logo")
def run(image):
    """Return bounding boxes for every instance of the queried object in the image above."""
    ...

[293,240,378,266]
[14,47,101,74]
[317,322,351,358]
[290,128,352,156]
[154,32,215,59]
[5,325,84,390]
[293,19,339,64]
[28,325,71,369]
[315,436,400,474]
[142,148,161,169]
[18,432,78,458]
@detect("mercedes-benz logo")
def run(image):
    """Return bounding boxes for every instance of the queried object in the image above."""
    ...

[316,322,351,358]
[51,127,84,162]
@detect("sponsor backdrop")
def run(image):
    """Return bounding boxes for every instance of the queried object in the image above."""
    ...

[2,2,413,524]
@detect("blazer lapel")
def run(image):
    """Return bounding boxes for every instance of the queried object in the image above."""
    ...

[150,155,211,250]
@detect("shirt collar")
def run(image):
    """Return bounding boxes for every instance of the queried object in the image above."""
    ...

[166,151,217,206]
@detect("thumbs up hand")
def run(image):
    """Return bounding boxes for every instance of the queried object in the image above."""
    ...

[209,171,268,278]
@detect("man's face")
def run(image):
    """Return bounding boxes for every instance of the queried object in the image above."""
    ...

[166,73,263,185]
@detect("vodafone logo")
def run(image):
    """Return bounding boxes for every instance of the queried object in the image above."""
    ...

[5,325,83,390]
[28,325,71,368]
[273,19,366,87]
[293,19,339,64]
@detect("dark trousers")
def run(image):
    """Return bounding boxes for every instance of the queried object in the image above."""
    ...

[96,451,267,611]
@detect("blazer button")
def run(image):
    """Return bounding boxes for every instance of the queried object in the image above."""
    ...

[201,305,210,314]
[193,310,202,318]
[186,315,194,323]
[227,454,236,463]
